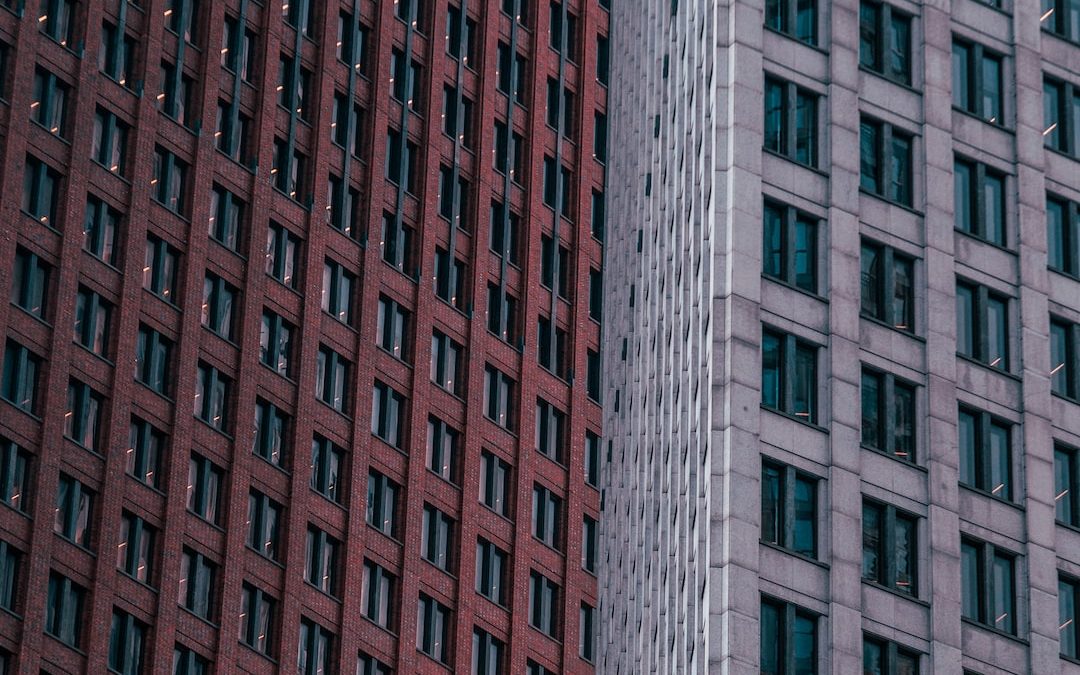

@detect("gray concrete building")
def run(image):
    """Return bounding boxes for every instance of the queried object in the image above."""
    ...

[598,0,1080,673]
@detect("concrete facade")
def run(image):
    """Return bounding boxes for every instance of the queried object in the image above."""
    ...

[600,0,1080,673]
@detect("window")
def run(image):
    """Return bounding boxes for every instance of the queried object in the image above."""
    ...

[136,325,173,396]
[215,99,252,165]
[760,597,817,675]
[208,186,244,251]
[580,603,596,662]
[1056,442,1080,527]
[585,431,601,487]
[1051,318,1079,400]
[367,469,399,537]
[417,593,450,663]
[961,537,1016,634]
[72,288,111,359]
[361,560,395,629]
[592,190,606,241]
[582,514,598,573]
[297,618,333,675]
[437,167,471,233]
[283,0,317,38]
[484,365,516,430]
[376,295,409,359]
[860,117,914,207]
[165,0,201,44]
[22,155,61,227]
[92,107,129,175]
[332,91,366,158]
[372,381,406,449]
[532,484,562,550]
[1,341,41,414]
[480,450,510,516]
[488,286,520,343]
[529,571,560,638]
[859,0,912,84]
[158,60,194,128]
[380,212,416,273]
[761,328,818,423]
[173,644,211,675]
[860,240,915,332]
[195,362,231,432]
[955,280,1009,370]
[311,435,344,503]
[127,418,164,488]
[472,628,504,675]
[55,474,93,548]
[490,200,522,265]
[542,155,574,218]
[763,200,817,293]
[266,221,300,288]
[246,490,281,561]
[527,661,555,675]
[390,48,423,114]
[117,511,154,584]
[0,539,18,613]
[427,416,460,483]
[0,438,31,512]
[272,137,308,202]
[12,247,51,319]
[253,399,289,468]
[475,538,507,605]
[305,526,339,596]
[385,130,419,194]
[549,1,579,62]
[1043,77,1080,157]
[1041,0,1080,42]
[442,87,475,150]
[496,42,527,104]
[594,112,608,162]
[277,55,313,122]
[952,39,1003,124]
[358,653,391,675]
[862,635,920,675]
[540,234,571,298]
[1061,574,1080,659]
[84,196,120,265]
[124,638,166,675]
[144,234,179,303]
[958,407,1012,501]
[238,583,276,655]
[760,460,817,558]
[337,12,370,74]
[446,5,477,66]
[765,0,817,44]
[152,147,189,216]
[435,247,468,310]
[179,548,217,621]
[100,22,137,87]
[545,78,576,140]
[538,316,569,379]
[31,67,69,137]
[186,453,223,524]
[46,572,85,648]
[587,349,602,402]
[422,504,454,571]
[201,274,236,341]
[861,367,916,462]
[327,174,360,236]
[590,267,603,322]
[397,0,427,32]
[431,330,463,395]
[222,15,256,82]
[259,310,295,378]
[65,379,104,452]
[536,399,566,463]
[862,499,918,595]
[316,346,350,413]
[1048,194,1080,277]
[763,77,818,167]
[954,158,1006,246]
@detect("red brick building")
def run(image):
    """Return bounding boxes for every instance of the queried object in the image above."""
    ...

[0,0,607,671]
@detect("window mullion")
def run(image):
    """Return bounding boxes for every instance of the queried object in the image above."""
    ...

[982,543,996,626]
[783,466,796,552]
[783,206,797,285]
[880,7,892,78]
[785,83,798,159]
[783,335,796,414]
[881,123,894,202]
[974,162,987,238]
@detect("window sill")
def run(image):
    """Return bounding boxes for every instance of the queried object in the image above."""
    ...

[118,571,158,594]
[1063,652,1080,668]
[760,540,829,570]
[958,482,1022,510]
[425,467,461,490]
[531,534,565,557]
[43,631,86,655]
[857,65,918,93]
[360,615,398,639]
[266,273,302,297]
[762,147,826,176]
[970,0,1010,17]
[10,301,52,328]
[143,287,180,309]
[126,473,166,497]
[421,557,457,580]
[186,509,225,533]
[178,605,218,628]
[1045,144,1080,164]
[1048,264,1080,283]
[1056,519,1080,536]
[953,227,1014,255]
[860,444,926,472]
[762,274,827,303]
[91,159,131,184]
[479,502,513,524]
[192,414,233,440]
[1041,27,1080,48]
[303,580,341,603]
[763,24,828,54]
[237,640,278,664]
[536,448,568,470]
[54,532,95,557]
[365,523,403,547]
[859,313,923,341]
[315,399,352,421]
[858,187,921,216]
[0,397,40,421]
[954,352,1021,382]
[1051,390,1080,407]
[416,650,452,671]
[375,344,410,365]
[960,617,1027,645]
[201,324,239,348]
[951,105,1012,132]
[252,452,290,477]
[861,579,927,606]
[310,486,345,511]
[760,405,828,433]
[527,623,563,645]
